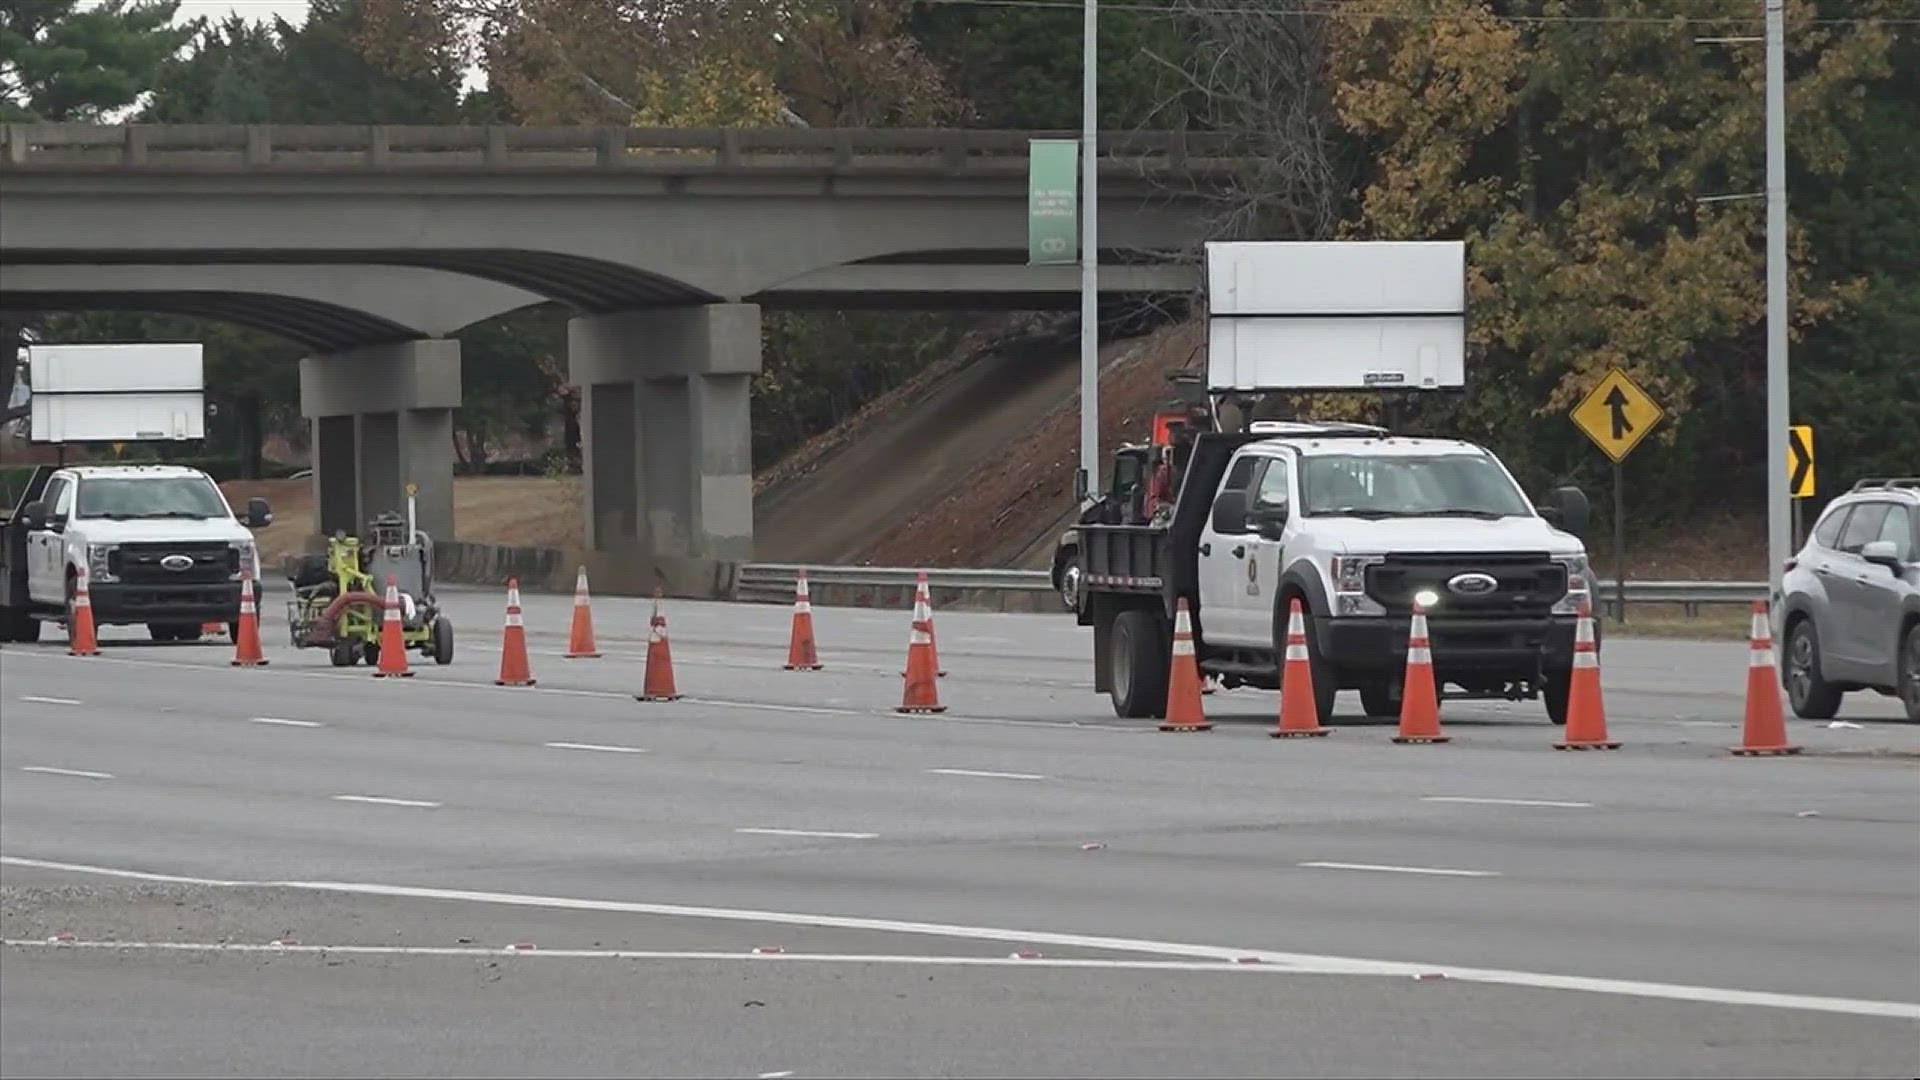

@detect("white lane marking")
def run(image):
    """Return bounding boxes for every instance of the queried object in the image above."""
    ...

[18,695,82,706]
[1,856,1914,1021]
[545,742,649,755]
[758,1071,796,1079]
[332,795,441,809]
[250,717,323,728]
[1298,861,1501,878]
[1422,796,1594,809]
[735,828,879,840]
[18,766,113,780]
[928,768,1047,781]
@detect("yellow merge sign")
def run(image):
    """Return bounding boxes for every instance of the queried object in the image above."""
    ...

[1571,368,1664,463]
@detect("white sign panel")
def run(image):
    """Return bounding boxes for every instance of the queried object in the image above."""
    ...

[1204,241,1467,392]
[26,343,205,443]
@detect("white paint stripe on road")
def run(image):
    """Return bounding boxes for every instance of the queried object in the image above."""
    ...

[1422,796,1594,809]
[331,795,441,809]
[758,1071,796,1079]
[0,939,1352,974]
[18,766,113,780]
[2,856,1914,1020]
[18,695,82,706]
[1299,861,1502,878]
[736,828,878,840]
[250,717,323,728]
[545,742,649,754]
[928,769,1047,781]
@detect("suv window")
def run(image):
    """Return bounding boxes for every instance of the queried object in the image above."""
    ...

[1874,504,1914,561]
[1835,502,1891,555]
[1811,505,1851,549]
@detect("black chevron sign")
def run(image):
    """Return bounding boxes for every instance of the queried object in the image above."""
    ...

[1788,425,1815,499]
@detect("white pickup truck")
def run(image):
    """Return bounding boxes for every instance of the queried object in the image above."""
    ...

[0,464,271,643]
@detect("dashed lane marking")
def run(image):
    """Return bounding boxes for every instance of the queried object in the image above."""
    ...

[250,717,323,728]
[1,856,1914,1021]
[545,742,649,754]
[735,828,879,840]
[18,696,82,706]
[1422,796,1594,809]
[18,766,113,780]
[928,769,1047,781]
[1298,861,1501,878]
[331,795,441,809]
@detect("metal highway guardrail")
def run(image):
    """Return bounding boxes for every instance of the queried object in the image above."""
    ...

[738,564,1765,615]
[0,124,1249,176]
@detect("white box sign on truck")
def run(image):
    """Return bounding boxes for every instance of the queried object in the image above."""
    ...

[26,343,205,443]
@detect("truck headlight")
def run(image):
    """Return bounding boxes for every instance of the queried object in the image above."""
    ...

[1331,554,1386,616]
[88,544,119,584]
[1553,554,1593,615]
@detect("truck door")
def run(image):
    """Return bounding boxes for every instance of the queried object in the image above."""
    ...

[26,476,71,604]
[1242,452,1297,644]
[1196,454,1264,646]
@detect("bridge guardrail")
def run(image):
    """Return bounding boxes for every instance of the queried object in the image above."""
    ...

[0,124,1252,176]
[737,564,1765,616]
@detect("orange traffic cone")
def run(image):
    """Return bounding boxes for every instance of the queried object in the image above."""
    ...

[1733,600,1801,756]
[910,571,947,678]
[230,569,269,667]
[1554,602,1619,750]
[495,577,536,687]
[1272,598,1330,738]
[636,589,681,702]
[1392,601,1449,744]
[1159,598,1211,732]
[897,582,945,714]
[563,566,600,659]
[372,575,413,678]
[67,567,99,656]
[784,569,823,671]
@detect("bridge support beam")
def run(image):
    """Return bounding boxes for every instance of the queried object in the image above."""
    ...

[299,339,460,546]
[568,304,760,595]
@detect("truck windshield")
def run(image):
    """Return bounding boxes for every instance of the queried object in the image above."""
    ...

[1301,453,1533,519]
[74,477,230,520]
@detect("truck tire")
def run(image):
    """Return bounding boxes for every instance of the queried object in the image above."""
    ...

[1359,681,1398,719]
[1276,596,1338,726]
[1109,608,1171,720]
[2,608,40,644]
[1543,668,1571,725]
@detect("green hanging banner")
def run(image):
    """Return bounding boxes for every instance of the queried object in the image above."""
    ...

[1027,138,1080,266]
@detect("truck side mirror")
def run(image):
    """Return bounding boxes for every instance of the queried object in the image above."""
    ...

[1211,490,1250,535]
[17,501,47,531]
[1546,486,1591,535]
[245,497,273,529]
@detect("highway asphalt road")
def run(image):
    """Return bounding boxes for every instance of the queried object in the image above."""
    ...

[2,586,1916,1077]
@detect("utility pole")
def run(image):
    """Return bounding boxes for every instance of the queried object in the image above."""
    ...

[1079,0,1101,502]
[1764,0,1789,612]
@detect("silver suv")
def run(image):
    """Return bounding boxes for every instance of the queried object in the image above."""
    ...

[1777,478,1920,721]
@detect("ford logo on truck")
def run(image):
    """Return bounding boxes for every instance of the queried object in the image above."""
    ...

[160,554,194,572]
[1446,572,1499,597]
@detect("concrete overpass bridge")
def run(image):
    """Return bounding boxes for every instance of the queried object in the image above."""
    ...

[0,124,1229,590]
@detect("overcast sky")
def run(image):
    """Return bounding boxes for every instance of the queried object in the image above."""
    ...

[172,0,313,26]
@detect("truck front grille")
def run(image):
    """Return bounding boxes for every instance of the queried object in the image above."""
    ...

[1365,552,1567,617]
[114,542,235,585]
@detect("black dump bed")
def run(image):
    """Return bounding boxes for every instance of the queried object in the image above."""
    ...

[0,465,52,608]
[1077,433,1261,617]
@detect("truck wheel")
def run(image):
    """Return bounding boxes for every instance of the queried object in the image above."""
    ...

[1109,608,1170,720]
[1543,668,1571,725]
[1056,551,1082,613]
[1276,598,1339,726]
[432,616,454,665]
[3,609,40,644]
[1359,681,1399,719]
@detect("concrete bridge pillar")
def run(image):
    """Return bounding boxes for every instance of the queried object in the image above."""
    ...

[299,339,460,546]
[568,304,760,594]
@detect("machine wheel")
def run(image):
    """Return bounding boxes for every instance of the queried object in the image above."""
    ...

[329,640,358,667]
[1108,608,1170,720]
[1543,668,1572,725]
[1359,680,1399,719]
[1785,618,1843,720]
[431,615,454,665]
[362,641,381,667]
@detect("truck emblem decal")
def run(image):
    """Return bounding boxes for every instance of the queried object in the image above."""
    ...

[1246,556,1260,596]
[160,554,194,572]
[1446,571,1498,597]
